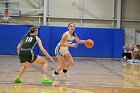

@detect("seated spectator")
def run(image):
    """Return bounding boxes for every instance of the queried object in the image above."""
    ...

[131,44,140,62]
[122,44,132,62]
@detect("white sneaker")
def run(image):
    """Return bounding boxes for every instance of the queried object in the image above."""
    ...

[63,73,70,86]
[64,81,70,86]
[131,59,134,63]
[53,73,59,81]
[59,70,69,78]
[63,73,69,82]
[64,73,69,78]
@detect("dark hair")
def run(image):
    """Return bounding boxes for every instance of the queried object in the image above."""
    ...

[68,23,76,37]
[68,23,75,28]
[21,26,38,41]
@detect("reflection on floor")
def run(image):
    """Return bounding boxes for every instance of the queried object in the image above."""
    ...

[0,55,140,93]
[0,84,93,93]
[123,62,140,87]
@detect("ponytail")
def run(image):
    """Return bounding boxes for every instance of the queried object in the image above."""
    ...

[21,26,38,41]
[72,32,76,37]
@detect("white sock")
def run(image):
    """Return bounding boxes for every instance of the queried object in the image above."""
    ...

[42,74,47,77]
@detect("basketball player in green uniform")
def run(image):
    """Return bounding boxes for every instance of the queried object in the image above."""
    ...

[14,26,54,84]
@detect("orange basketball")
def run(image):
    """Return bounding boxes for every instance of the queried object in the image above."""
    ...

[85,39,94,48]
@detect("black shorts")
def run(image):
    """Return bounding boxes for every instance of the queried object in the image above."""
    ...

[19,50,38,63]
[122,53,132,59]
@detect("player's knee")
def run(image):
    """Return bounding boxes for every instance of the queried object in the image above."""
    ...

[72,62,74,66]
[24,65,29,68]
[69,62,74,66]
[42,61,48,65]
[40,57,48,64]
[23,63,30,68]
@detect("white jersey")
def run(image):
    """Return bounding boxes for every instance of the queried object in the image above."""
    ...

[55,31,75,56]
[58,31,75,46]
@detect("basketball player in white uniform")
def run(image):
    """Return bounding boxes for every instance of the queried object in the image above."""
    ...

[53,23,86,85]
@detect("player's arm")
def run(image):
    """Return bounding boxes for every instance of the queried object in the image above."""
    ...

[75,36,86,44]
[36,36,54,62]
[59,33,68,47]
[60,33,77,47]
[17,40,23,54]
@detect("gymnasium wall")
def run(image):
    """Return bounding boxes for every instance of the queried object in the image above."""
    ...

[0,24,124,58]
[17,0,140,28]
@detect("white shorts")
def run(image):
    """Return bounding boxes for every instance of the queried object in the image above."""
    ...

[55,45,69,56]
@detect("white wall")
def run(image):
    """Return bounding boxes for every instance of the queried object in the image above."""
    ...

[49,0,81,18]
[122,0,140,28]
[124,28,135,44]
[125,28,140,45]
[1,0,140,28]
[84,0,113,19]
[122,0,140,20]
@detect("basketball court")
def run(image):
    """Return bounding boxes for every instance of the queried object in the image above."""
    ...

[0,0,140,93]
[0,55,139,93]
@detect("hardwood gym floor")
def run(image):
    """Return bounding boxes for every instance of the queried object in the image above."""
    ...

[0,55,139,93]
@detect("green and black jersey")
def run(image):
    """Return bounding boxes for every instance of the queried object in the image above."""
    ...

[21,35,37,49]
[19,35,38,63]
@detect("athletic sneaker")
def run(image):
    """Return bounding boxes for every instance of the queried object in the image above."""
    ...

[64,73,69,78]
[14,77,22,83]
[63,73,70,86]
[64,81,70,86]
[60,70,69,78]
[41,77,54,84]
[53,73,59,81]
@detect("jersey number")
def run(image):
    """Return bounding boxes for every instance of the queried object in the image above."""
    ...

[25,37,33,42]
